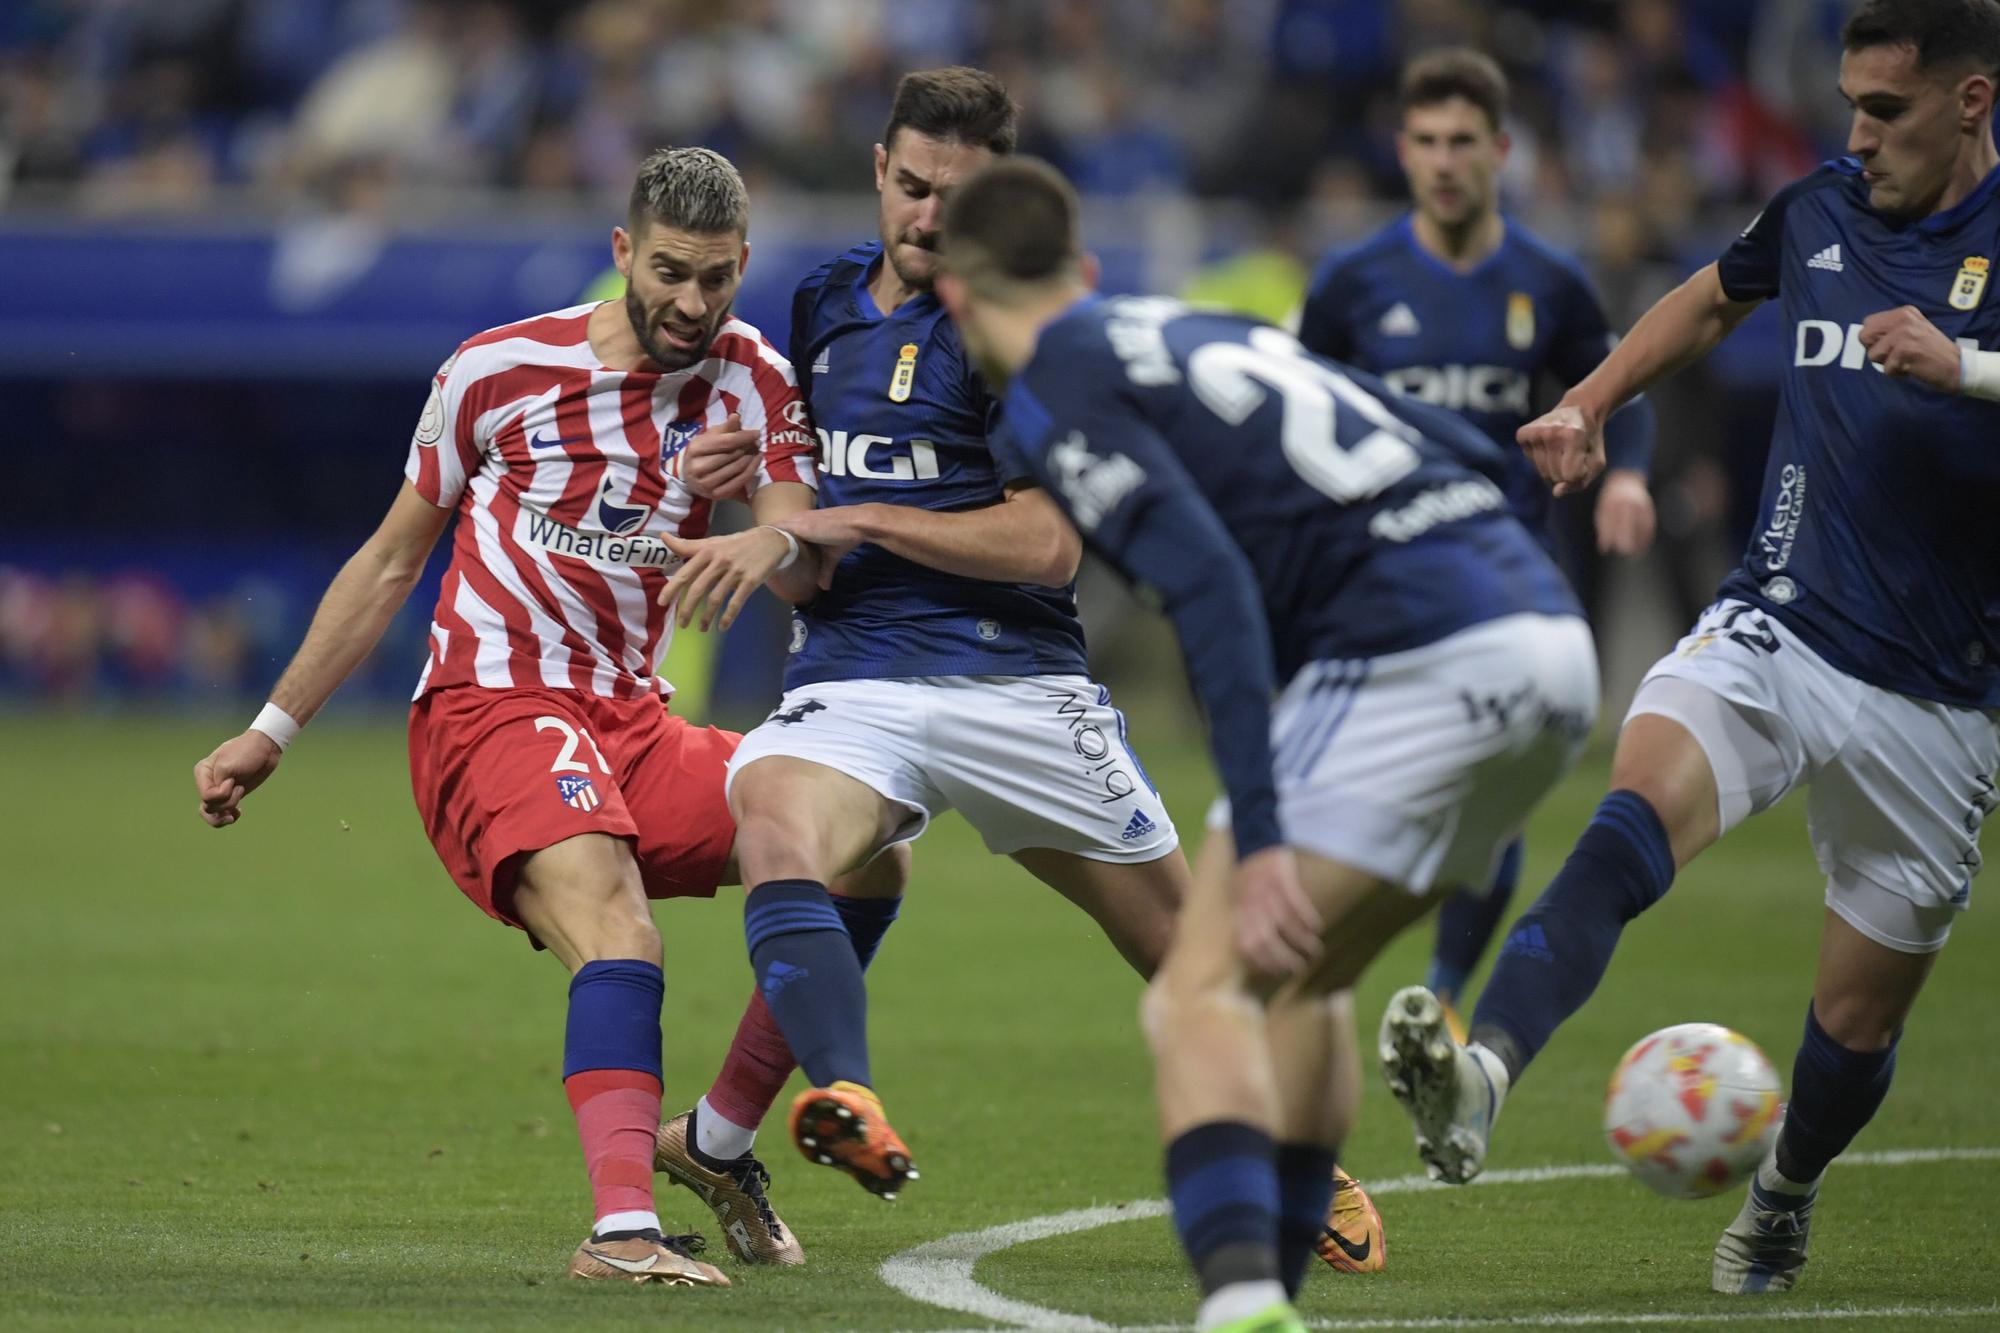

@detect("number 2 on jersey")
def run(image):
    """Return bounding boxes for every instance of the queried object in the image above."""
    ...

[1188,325,1421,502]
[535,715,610,774]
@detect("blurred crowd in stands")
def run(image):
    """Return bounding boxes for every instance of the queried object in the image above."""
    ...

[1,0,1858,709]
[2,0,1857,217]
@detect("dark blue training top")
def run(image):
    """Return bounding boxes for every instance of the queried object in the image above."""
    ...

[1297,214,1655,532]
[785,241,1091,688]
[1714,158,2000,707]
[990,295,1579,856]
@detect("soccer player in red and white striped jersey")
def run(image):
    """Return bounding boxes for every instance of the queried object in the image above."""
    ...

[192,147,901,1287]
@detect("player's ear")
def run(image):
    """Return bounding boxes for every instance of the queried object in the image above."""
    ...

[1960,72,1996,128]
[738,238,750,280]
[1080,252,1102,291]
[874,142,889,192]
[1495,127,1512,162]
[612,226,632,279]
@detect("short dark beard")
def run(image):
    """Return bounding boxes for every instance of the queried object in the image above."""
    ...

[884,230,940,293]
[624,285,722,371]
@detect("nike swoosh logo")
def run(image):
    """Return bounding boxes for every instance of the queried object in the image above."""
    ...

[1324,1225,1371,1264]
[583,1247,661,1274]
[528,432,589,449]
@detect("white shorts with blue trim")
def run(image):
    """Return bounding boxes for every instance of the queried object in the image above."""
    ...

[1209,614,1598,894]
[1630,599,2000,953]
[727,674,1180,863]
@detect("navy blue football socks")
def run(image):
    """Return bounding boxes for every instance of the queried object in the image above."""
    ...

[1427,836,1525,1002]
[831,891,902,970]
[1775,1002,1898,1184]
[1470,790,1675,1081]
[1274,1143,1338,1297]
[744,878,871,1088]
[1164,1121,1281,1295]
[563,958,665,1081]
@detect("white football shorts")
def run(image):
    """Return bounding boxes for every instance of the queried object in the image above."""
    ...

[1209,613,1598,894]
[726,674,1180,863]
[1630,599,2000,953]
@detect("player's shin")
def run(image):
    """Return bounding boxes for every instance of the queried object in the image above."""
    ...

[1468,790,1675,1082]
[1265,989,1343,1294]
[1427,838,1524,1012]
[563,959,669,1238]
[701,889,903,1154]
[1769,1002,1898,1190]
[743,879,872,1087]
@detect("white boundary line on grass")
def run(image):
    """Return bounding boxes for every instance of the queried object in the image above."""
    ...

[877,1146,2000,1333]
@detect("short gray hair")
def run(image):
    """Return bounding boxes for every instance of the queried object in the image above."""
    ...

[627,147,750,238]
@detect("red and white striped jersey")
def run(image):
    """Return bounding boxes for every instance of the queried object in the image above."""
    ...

[404,302,817,701]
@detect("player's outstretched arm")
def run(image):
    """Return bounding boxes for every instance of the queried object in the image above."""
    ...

[193,482,450,827]
[1522,263,1759,496]
[778,483,1082,588]
[656,480,821,631]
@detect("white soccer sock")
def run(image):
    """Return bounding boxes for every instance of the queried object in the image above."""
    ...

[1755,1154,1817,1196]
[695,1094,757,1161]
[593,1208,661,1238]
[1467,1041,1513,1112]
[1195,1279,1288,1330]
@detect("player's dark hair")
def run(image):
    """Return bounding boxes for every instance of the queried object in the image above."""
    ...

[627,146,749,238]
[940,157,1079,292]
[883,66,1019,155]
[1843,0,2000,79]
[1399,47,1509,131]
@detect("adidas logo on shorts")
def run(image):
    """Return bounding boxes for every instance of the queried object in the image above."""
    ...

[1808,244,1844,273]
[1120,809,1159,841]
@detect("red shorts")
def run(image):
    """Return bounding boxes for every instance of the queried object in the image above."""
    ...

[407,685,740,931]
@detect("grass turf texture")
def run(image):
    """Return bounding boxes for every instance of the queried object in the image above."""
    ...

[2,710,1995,1331]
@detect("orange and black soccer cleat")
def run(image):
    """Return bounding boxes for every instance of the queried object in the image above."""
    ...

[566,1231,730,1286]
[788,1080,919,1199]
[1316,1165,1387,1274]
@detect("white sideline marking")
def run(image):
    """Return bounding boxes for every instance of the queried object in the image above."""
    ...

[886,1306,2000,1332]
[877,1146,2000,1331]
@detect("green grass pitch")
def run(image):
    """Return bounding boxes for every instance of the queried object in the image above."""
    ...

[2,710,1995,1330]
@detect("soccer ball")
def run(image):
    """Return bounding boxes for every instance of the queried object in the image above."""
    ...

[1602,1023,1783,1199]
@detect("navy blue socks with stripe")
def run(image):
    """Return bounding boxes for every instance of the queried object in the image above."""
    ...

[1274,1144,1337,1297]
[744,879,870,1088]
[1164,1121,1281,1295]
[1775,1003,1898,1184]
[1470,790,1675,1081]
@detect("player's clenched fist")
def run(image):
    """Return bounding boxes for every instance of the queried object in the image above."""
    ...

[1234,844,1323,981]
[1858,305,1961,393]
[193,731,283,827]
[1517,401,1605,497]
[676,412,762,501]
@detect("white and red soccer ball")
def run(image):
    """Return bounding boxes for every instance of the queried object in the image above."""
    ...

[1603,1023,1783,1199]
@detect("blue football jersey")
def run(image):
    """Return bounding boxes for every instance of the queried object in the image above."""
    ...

[989,295,1579,854]
[1297,215,1654,531]
[1715,158,2000,708]
[785,242,1089,688]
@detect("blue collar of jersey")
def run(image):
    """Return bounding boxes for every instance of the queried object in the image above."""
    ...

[851,249,942,321]
[1398,212,1512,280]
[1918,156,2000,234]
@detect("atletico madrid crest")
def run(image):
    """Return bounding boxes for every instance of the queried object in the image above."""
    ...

[557,774,600,812]
[1951,256,1989,311]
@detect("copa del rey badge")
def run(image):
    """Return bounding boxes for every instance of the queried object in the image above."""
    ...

[889,342,919,402]
[1950,256,1990,312]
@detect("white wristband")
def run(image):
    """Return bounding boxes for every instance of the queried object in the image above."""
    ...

[762,525,802,571]
[1961,346,2000,402]
[250,702,302,751]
